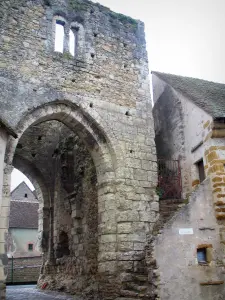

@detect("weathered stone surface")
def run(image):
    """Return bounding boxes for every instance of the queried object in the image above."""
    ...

[0,0,158,299]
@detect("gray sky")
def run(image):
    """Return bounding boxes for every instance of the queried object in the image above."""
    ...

[93,0,225,83]
[11,0,225,191]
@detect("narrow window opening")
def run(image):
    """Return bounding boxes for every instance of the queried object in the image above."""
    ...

[197,248,207,264]
[69,29,75,56]
[196,159,205,183]
[55,20,65,53]
[55,231,70,258]
[24,193,28,198]
[28,243,34,251]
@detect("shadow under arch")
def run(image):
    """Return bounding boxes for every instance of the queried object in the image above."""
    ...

[5,100,119,186]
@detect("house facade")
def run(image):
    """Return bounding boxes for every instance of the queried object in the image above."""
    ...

[7,181,41,258]
[152,72,225,300]
[152,72,225,200]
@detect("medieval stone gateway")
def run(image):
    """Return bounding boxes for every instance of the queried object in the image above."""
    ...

[0,0,158,299]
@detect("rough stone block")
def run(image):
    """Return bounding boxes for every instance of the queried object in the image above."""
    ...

[118,222,133,233]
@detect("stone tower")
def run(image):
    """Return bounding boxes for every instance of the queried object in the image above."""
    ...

[0,0,158,298]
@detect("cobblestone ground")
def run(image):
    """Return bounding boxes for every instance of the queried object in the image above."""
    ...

[6,285,81,300]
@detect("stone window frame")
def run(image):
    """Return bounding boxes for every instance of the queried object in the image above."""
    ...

[53,15,67,53]
[52,16,85,60]
[191,157,206,189]
[197,244,213,265]
[196,158,206,183]
[70,22,85,60]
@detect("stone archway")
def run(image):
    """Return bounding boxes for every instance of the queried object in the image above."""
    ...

[2,101,120,298]
[0,99,158,299]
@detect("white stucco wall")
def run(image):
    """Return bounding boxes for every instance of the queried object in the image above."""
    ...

[177,91,213,189]
[155,178,225,300]
[8,228,41,258]
[152,73,167,105]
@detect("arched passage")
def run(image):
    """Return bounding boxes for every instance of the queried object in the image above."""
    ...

[5,101,118,174]
[3,101,119,297]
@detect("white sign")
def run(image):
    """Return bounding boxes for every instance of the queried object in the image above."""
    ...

[179,228,193,235]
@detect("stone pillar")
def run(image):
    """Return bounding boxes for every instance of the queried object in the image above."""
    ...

[203,120,225,255]
[0,129,10,300]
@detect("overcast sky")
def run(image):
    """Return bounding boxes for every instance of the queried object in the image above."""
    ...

[11,0,225,191]
[91,0,225,83]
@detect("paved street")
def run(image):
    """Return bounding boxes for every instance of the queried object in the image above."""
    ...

[6,285,81,300]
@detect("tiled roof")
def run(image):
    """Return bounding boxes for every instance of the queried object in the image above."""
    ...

[9,201,39,229]
[11,181,38,203]
[152,71,225,118]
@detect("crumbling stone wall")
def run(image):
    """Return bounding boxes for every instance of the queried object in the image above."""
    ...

[39,134,99,295]
[0,0,157,299]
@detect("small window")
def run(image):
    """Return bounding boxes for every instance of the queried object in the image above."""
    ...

[69,29,75,56]
[55,20,65,53]
[28,243,33,251]
[197,248,207,264]
[196,159,205,183]
[24,193,28,198]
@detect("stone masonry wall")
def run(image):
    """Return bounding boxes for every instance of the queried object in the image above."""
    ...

[39,134,99,296]
[6,256,42,283]
[0,129,8,299]
[0,0,157,299]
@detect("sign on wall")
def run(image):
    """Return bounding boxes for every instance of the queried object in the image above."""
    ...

[179,228,194,235]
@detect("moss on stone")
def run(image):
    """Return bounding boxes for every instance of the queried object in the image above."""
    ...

[69,0,89,11]
[183,198,189,205]
[109,11,138,28]
[63,51,73,60]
